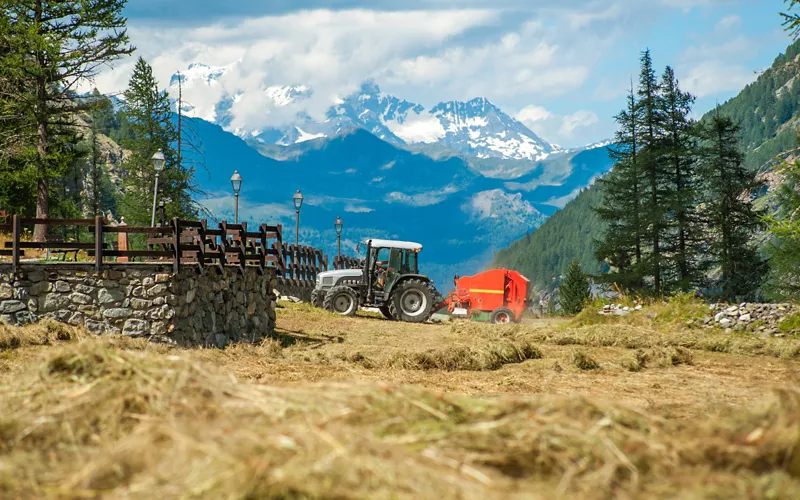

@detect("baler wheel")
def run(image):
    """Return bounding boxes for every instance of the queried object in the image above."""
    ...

[490,307,514,324]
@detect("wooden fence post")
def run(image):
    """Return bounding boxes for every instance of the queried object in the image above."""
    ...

[11,214,20,274]
[172,218,181,274]
[117,217,129,262]
[94,216,104,274]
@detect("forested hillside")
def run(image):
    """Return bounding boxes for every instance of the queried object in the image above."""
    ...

[492,183,604,291]
[494,37,800,293]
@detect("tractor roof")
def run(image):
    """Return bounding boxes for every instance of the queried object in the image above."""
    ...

[365,239,423,251]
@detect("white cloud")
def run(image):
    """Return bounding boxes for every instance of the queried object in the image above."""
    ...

[560,110,599,137]
[715,14,741,31]
[516,105,552,123]
[90,8,498,131]
[681,61,754,97]
[516,106,602,147]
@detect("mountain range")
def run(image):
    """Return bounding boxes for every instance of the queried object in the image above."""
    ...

[164,62,613,286]
[171,63,559,162]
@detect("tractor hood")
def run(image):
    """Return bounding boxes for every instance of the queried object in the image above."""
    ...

[317,269,362,280]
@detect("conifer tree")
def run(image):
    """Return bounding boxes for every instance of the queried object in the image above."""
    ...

[637,49,669,295]
[559,260,590,315]
[658,66,703,290]
[767,157,800,300]
[595,82,645,289]
[697,113,765,300]
[0,0,133,240]
[120,57,196,226]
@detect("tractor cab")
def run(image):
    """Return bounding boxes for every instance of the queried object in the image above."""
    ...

[363,239,422,294]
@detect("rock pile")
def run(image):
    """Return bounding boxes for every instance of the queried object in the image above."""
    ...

[704,303,797,337]
[598,304,643,316]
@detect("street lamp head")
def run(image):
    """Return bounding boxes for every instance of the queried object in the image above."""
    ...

[334,216,343,235]
[230,170,243,195]
[151,149,165,173]
[293,189,304,211]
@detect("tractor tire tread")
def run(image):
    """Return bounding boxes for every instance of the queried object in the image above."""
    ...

[323,285,359,317]
[388,279,435,323]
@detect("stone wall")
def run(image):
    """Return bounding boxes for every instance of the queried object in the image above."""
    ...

[0,264,276,347]
[705,302,798,337]
[274,277,314,303]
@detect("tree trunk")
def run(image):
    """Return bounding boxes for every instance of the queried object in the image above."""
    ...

[32,0,48,243]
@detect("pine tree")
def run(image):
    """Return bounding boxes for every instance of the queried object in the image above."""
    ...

[658,66,704,291]
[120,57,197,226]
[0,0,133,240]
[697,113,765,300]
[559,260,590,315]
[637,49,669,295]
[595,81,645,289]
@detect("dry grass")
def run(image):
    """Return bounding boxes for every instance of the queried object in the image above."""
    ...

[0,302,798,498]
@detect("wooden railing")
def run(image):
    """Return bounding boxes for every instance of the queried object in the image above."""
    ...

[333,255,363,270]
[0,215,320,278]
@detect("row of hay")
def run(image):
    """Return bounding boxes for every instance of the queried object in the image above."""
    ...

[0,339,798,499]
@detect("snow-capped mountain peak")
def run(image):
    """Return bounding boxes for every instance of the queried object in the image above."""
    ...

[167,63,573,161]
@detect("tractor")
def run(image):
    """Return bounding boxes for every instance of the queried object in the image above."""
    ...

[311,239,438,323]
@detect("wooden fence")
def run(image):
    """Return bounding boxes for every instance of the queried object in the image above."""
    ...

[333,255,363,270]
[0,215,329,282]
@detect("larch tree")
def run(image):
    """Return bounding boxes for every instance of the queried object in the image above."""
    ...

[0,0,133,240]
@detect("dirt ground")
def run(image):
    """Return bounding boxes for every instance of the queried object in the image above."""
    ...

[0,303,799,499]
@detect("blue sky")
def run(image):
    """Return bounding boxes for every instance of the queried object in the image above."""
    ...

[94,0,793,147]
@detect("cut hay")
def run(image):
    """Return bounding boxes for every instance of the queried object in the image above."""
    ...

[571,350,600,370]
[0,339,799,498]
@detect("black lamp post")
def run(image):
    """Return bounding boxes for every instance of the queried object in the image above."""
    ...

[231,170,242,224]
[334,216,343,259]
[150,150,165,227]
[157,200,165,226]
[293,190,304,246]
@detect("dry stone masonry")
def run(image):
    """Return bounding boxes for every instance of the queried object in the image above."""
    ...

[0,264,277,347]
[704,303,798,337]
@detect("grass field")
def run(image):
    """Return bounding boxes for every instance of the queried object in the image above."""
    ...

[0,302,799,498]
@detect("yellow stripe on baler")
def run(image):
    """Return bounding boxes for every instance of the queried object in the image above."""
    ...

[469,289,504,294]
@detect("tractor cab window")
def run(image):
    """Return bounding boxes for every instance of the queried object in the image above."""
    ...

[375,248,390,269]
[400,250,418,274]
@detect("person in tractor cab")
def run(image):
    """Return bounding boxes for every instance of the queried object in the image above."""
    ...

[375,248,402,290]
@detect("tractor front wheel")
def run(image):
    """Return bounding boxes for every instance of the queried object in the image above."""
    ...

[311,289,324,308]
[323,286,359,317]
[490,307,515,324]
[389,279,434,323]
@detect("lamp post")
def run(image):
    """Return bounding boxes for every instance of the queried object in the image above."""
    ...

[293,190,304,246]
[150,150,165,227]
[230,170,242,224]
[334,216,343,259]
[157,200,165,227]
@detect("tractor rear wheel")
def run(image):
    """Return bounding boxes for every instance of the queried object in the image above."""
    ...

[490,307,515,324]
[323,286,359,317]
[379,305,395,321]
[311,289,324,308]
[389,279,434,323]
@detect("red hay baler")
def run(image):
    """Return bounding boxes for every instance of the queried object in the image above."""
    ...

[437,268,530,323]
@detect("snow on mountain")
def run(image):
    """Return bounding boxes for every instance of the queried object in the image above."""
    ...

[167,64,566,160]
